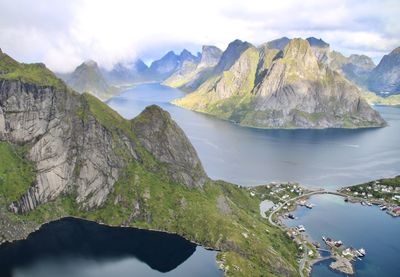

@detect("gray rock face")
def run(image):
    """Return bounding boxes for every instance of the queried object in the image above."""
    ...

[0,60,207,213]
[132,105,207,188]
[368,47,400,95]
[328,51,375,88]
[0,80,131,213]
[214,40,252,74]
[198,46,223,68]
[175,38,386,129]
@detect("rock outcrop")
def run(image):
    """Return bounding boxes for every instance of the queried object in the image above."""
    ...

[0,51,207,214]
[174,38,386,129]
[132,105,207,188]
[367,47,400,95]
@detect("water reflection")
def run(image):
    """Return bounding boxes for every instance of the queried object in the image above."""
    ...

[0,217,221,277]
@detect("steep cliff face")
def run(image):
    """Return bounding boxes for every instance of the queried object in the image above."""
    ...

[368,47,400,95]
[0,52,207,213]
[174,38,386,129]
[132,105,207,188]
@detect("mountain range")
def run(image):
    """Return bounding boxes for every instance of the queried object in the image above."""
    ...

[173,38,386,128]
[0,49,300,276]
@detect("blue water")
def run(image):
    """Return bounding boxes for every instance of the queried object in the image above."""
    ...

[283,195,400,277]
[106,83,400,276]
[108,83,400,189]
[0,218,222,277]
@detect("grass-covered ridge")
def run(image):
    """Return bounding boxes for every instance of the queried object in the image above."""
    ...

[0,51,65,89]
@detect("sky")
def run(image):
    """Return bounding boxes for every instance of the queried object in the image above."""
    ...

[0,0,399,72]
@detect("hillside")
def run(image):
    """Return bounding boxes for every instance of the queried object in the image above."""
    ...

[0,50,300,277]
[173,38,385,129]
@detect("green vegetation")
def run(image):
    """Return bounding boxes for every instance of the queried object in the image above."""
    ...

[0,52,65,89]
[3,160,300,276]
[0,53,301,276]
[363,91,400,107]
[341,176,400,205]
[0,142,35,204]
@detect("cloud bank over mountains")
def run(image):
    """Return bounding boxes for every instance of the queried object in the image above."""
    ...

[0,0,399,72]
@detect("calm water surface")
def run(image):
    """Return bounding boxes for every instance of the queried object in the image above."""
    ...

[108,83,400,189]
[0,218,221,277]
[282,194,400,277]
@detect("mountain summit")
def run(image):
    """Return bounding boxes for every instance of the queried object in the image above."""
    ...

[173,38,386,129]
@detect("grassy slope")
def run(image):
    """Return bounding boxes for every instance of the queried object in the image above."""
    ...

[0,58,300,276]
[363,91,400,107]
[0,52,65,89]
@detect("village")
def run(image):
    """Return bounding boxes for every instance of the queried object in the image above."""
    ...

[339,176,400,217]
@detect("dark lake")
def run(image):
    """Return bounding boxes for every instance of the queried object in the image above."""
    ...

[0,217,221,277]
[108,83,400,189]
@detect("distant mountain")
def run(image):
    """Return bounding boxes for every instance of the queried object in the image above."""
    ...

[367,47,400,95]
[149,50,200,81]
[163,45,222,89]
[65,60,119,100]
[173,38,385,129]
[328,51,375,88]
[104,59,149,85]
[261,37,291,50]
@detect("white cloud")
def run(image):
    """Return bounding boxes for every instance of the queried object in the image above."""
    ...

[0,0,399,72]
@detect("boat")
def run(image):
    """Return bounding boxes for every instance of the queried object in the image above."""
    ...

[361,201,366,206]
[305,203,314,209]
[288,213,295,219]
[381,206,387,211]
[334,240,343,247]
[296,225,306,232]
[358,248,366,257]
[367,202,372,206]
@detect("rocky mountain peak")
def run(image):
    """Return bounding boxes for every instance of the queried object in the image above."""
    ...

[367,46,400,94]
[214,39,253,73]
[132,105,208,188]
[306,37,329,48]
[264,37,291,50]
[198,45,222,68]
[83,59,98,67]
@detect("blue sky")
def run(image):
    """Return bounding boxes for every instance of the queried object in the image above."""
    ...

[0,0,399,72]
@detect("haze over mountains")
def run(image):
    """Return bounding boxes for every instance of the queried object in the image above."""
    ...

[55,36,400,128]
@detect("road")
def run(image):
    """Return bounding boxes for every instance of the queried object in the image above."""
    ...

[266,189,344,277]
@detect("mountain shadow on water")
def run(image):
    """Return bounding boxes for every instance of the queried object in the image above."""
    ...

[0,217,197,277]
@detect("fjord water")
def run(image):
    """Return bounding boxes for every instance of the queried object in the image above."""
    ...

[283,194,400,277]
[108,83,400,189]
[107,83,400,276]
[0,218,221,277]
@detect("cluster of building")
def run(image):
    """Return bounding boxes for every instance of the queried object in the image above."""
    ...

[342,181,400,217]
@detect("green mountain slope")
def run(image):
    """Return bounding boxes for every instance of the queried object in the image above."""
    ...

[173,38,386,129]
[0,51,300,277]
